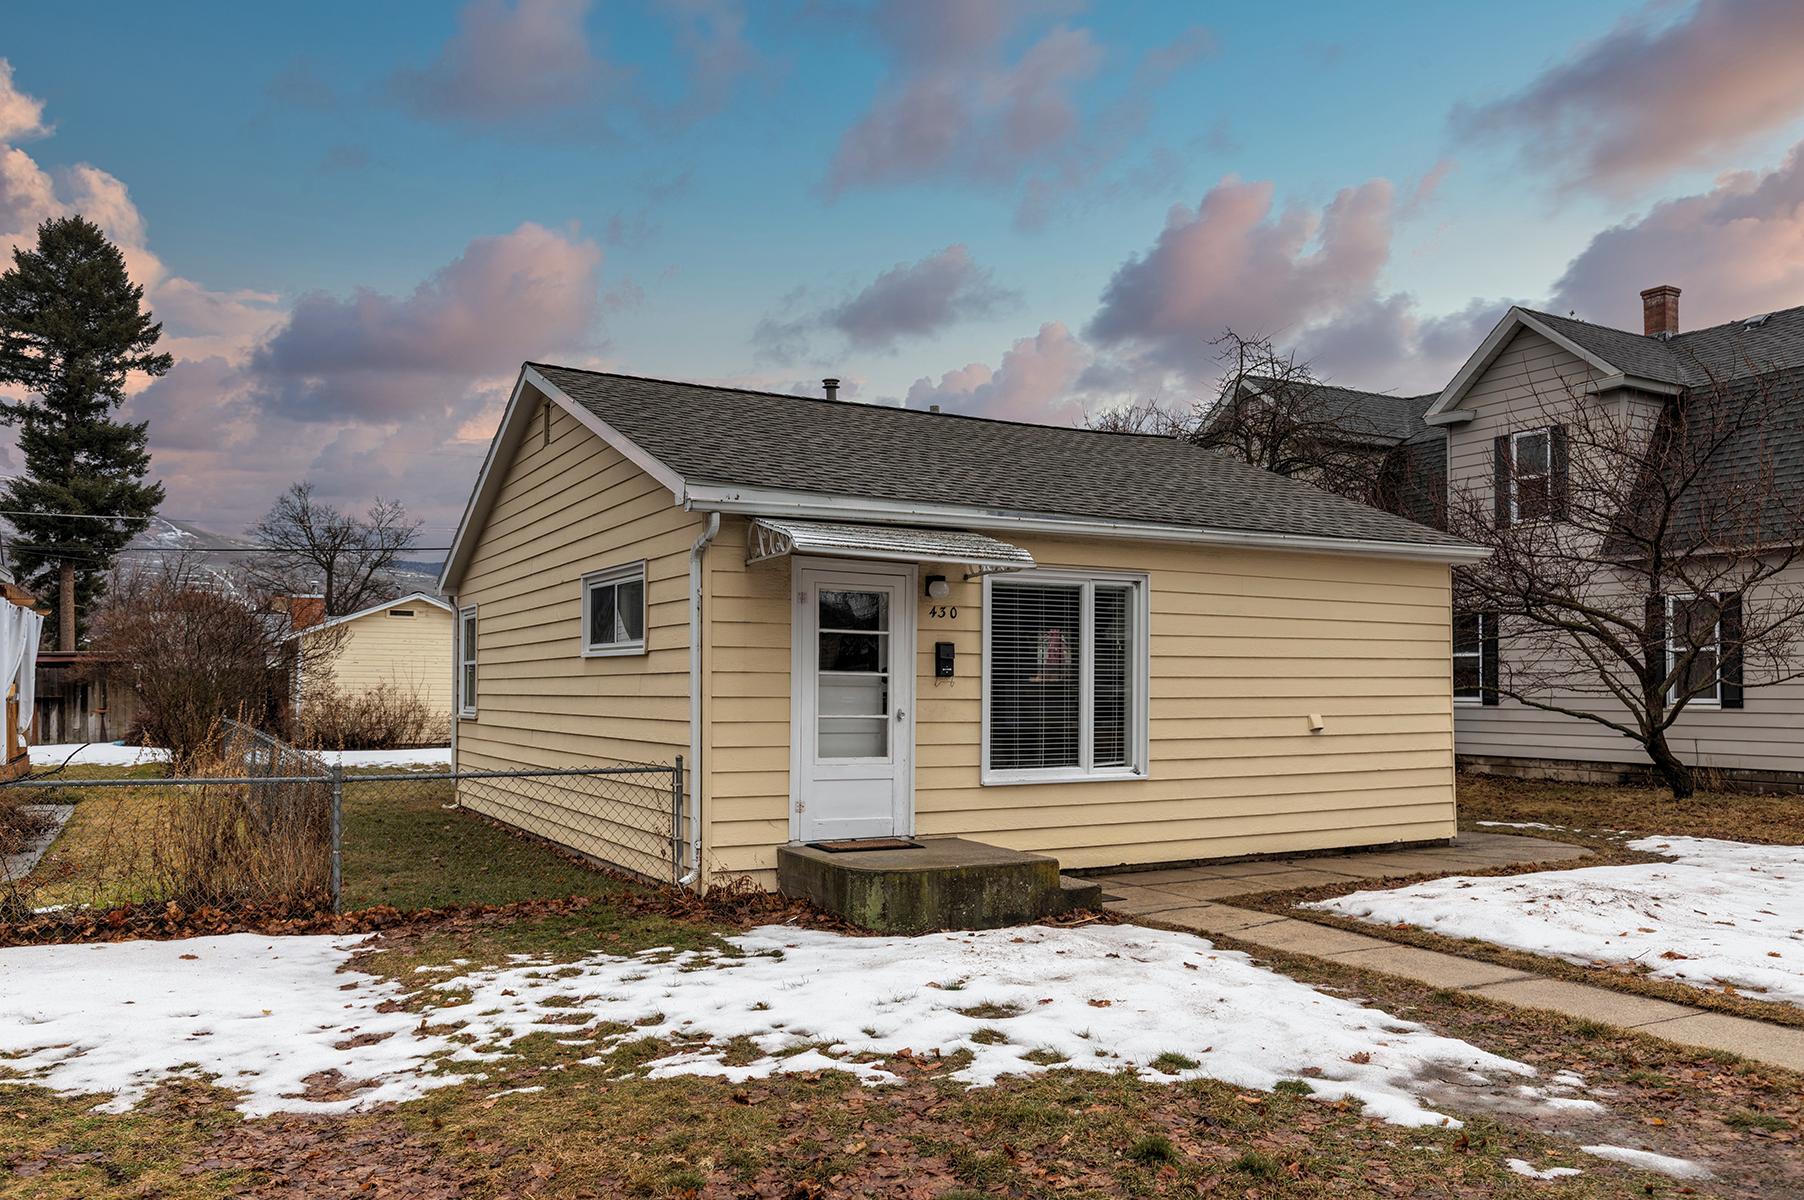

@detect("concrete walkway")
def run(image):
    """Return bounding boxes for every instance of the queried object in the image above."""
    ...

[1093,832,1804,1075]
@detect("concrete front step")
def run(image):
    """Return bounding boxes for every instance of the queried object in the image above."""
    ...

[777,838,1089,933]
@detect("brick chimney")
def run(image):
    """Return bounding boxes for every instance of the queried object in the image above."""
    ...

[282,594,327,632]
[1641,284,1681,338]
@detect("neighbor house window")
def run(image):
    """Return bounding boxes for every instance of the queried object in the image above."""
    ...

[1667,594,1721,705]
[983,572,1147,783]
[1510,428,1551,522]
[583,562,647,656]
[1453,611,1498,705]
[457,605,477,717]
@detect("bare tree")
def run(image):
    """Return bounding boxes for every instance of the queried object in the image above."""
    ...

[247,482,421,617]
[1085,331,1401,504]
[1449,366,1804,798]
[89,559,343,769]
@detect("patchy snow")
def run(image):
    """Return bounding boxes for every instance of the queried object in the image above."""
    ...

[1506,1158,1583,1180]
[1476,821,1566,832]
[320,746,450,768]
[29,742,169,768]
[1309,836,1804,1007]
[1580,1144,1713,1180]
[1,924,1555,1126]
[0,934,435,1116]
[26,742,450,771]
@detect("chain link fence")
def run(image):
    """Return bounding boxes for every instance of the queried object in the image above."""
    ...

[0,721,684,923]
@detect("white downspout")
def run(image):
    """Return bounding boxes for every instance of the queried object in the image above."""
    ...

[681,513,721,888]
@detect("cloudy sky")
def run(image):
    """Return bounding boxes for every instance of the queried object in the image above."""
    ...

[6,0,1804,539]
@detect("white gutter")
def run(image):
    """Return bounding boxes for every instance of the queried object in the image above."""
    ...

[681,513,721,888]
[683,486,1490,565]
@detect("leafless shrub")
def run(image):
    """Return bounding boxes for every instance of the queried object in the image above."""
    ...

[89,561,341,770]
[294,680,446,751]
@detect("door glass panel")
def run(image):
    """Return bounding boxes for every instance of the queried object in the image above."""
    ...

[820,589,887,632]
[816,586,891,760]
[821,675,887,716]
[820,632,885,672]
[819,716,888,758]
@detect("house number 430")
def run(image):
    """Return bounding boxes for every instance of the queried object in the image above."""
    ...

[927,604,959,619]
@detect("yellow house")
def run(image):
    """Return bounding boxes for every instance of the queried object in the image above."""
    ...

[439,365,1486,891]
[292,592,455,727]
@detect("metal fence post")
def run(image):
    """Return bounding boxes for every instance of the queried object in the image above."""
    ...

[671,754,684,884]
[328,762,344,912]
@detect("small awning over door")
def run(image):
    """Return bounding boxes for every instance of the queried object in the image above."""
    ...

[746,518,1035,574]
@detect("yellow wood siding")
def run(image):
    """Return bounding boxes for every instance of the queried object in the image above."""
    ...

[302,605,453,722]
[453,397,703,880]
[703,519,1456,886]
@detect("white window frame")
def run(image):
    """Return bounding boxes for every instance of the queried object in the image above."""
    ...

[1452,611,1489,706]
[1510,427,1552,524]
[980,568,1150,786]
[1666,593,1722,707]
[457,604,478,718]
[581,560,649,657]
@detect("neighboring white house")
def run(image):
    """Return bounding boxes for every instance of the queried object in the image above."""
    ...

[290,592,455,726]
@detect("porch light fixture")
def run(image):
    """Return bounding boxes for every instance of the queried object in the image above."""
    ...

[925,575,950,600]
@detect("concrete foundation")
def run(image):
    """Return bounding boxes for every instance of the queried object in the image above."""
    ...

[777,837,1100,933]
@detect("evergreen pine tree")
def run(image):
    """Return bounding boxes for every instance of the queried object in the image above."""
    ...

[0,216,169,648]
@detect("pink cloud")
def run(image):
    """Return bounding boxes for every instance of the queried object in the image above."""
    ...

[826,244,1016,349]
[1454,0,1804,193]
[904,321,1088,421]
[249,222,604,422]
[0,60,47,143]
[389,0,618,128]
[824,2,1103,193]
[1550,139,1804,329]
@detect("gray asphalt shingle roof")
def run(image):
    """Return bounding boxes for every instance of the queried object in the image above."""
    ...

[1522,304,1804,387]
[530,364,1471,550]
[1238,377,1436,446]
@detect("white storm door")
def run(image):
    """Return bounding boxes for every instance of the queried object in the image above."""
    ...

[793,565,914,842]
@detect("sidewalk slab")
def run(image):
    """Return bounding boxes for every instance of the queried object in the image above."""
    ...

[1636,1012,1804,1073]
[1467,978,1701,1028]
[1145,903,1288,934]
[1224,918,1390,957]
[1097,887,1195,916]
[1330,943,1537,990]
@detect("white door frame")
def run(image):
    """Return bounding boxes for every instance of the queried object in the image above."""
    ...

[788,557,916,843]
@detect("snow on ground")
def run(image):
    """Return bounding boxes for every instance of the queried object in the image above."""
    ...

[318,746,450,768]
[1581,1144,1713,1180]
[1506,1158,1583,1180]
[29,742,169,768]
[0,924,1555,1126]
[1309,836,1804,1007]
[26,743,451,770]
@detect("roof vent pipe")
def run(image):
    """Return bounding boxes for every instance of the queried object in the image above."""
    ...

[1641,284,1681,338]
[822,377,839,401]
[930,404,941,413]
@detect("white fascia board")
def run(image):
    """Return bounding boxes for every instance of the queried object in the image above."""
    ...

[684,485,1491,565]
[438,366,689,593]
[1425,307,1634,422]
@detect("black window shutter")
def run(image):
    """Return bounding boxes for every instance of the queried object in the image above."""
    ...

[1481,612,1501,706]
[1549,425,1570,520]
[1645,594,1667,691]
[1493,435,1512,528]
[1720,592,1744,709]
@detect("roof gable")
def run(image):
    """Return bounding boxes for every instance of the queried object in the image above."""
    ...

[293,591,450,639]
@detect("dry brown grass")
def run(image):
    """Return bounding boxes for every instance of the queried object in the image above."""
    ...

[1458,771,1804,845]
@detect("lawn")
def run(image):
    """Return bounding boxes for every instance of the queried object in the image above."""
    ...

[4,768,1801,1197]
[1458,772,1804,846]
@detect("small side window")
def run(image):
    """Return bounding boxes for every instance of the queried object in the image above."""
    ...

[457,605,478,717]
[389,609,415,618]
[583,563,648,656]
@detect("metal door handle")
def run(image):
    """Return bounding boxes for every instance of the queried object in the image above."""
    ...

[895,709,906,720]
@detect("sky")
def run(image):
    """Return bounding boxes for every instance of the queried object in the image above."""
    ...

[5,0,1804,540]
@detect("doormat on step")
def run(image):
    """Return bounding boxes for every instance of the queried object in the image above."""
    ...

[808,838,924,852]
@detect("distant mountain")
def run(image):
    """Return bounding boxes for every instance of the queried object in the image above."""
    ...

[1,515,443,598]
